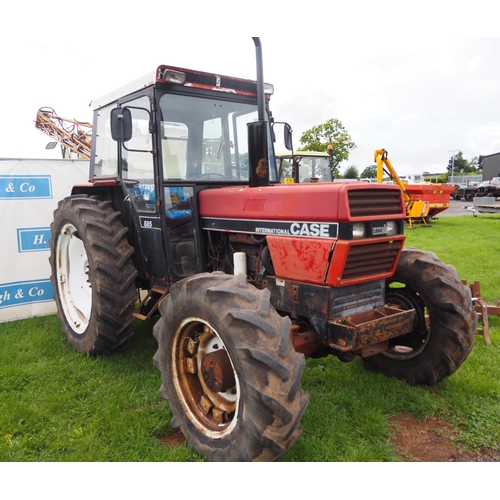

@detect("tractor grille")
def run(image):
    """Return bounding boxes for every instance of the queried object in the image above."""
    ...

[243,198,266,212]
[348,189,403,217]
[341,240,403,281]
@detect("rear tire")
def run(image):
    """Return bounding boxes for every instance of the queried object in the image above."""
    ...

[363,247,475,384]
[49,195,138,354]
[153,272,309,461]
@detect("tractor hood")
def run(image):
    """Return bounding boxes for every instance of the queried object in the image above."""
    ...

[198,183,405,223]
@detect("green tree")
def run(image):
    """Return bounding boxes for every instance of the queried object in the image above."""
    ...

[343,165,359,179]
[447,151,477,174]
[360,165,377,179]
[471,155,483,171]
[299,118,356,179]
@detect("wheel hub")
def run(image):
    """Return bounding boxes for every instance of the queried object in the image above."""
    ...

[201,349,236,393]
[57,223,92,334]
[384,286,429,358]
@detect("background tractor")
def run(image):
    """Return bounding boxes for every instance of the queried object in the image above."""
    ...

[276,151,334,183]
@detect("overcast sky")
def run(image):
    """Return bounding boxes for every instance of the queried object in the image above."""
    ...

[2,2,498,177]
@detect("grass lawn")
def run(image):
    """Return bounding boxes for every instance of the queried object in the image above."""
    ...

[1,214,499,462]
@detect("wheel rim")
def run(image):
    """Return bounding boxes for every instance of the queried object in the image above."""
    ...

[56,223,92,334]
[382,281,430,360]
[172,317,240,438]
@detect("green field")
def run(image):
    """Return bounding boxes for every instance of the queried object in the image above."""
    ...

[1,214,499,462]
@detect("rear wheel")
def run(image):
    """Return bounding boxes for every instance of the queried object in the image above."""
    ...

[363,247,475,384]
[153,272,309,461]
[49,195,138,354]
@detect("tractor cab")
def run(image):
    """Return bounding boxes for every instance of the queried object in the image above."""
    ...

[83,65,279,287]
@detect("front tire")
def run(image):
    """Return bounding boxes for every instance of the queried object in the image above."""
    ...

[153,272,309,461]
[363,247,475,384]
[49,195,138,354]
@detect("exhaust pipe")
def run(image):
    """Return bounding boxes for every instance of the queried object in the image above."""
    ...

[248,37,269,188]
[252,37,265,122]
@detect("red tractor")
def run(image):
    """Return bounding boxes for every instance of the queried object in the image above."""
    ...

[49,38,475,461]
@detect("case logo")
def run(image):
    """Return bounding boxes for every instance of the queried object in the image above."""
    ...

[203,218,338,238]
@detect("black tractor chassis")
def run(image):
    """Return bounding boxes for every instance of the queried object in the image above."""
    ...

[262,277,414,352]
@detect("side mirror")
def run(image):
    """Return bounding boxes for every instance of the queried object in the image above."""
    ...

[110,107,132,142]
[284,123,293,151]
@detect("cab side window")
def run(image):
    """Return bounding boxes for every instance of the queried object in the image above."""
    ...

[121,96,156,213]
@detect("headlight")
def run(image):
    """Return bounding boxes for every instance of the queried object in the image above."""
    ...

[386,221,398,236]
[264,83,274,95]
[162,69,186,84]
[352,222,366,239]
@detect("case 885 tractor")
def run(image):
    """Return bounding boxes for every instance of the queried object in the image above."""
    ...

[49,38,475,462]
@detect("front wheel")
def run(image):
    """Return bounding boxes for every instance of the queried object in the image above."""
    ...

[153,272,309,461]
[363,247,475,384]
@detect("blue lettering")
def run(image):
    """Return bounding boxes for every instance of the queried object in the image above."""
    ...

[0,176,52,199]
[17,227,51,252]
[0,279,53,308]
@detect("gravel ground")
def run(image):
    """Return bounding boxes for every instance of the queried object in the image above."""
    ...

[435,199,476,217]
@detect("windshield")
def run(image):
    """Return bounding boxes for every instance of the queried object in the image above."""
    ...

[159,93,276,183]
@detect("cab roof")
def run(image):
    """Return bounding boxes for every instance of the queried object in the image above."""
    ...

[92,65,273,110]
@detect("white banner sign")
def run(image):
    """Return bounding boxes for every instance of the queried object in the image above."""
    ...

[0,159,89,323]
